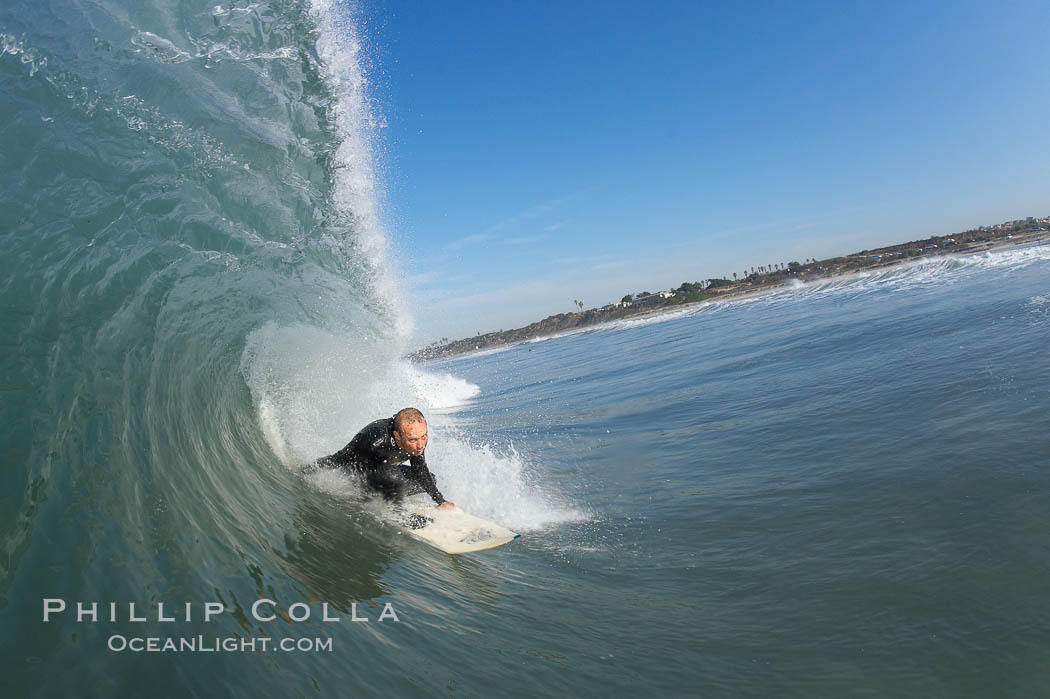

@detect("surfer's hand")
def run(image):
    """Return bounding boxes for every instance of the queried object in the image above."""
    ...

[439,501,456,510]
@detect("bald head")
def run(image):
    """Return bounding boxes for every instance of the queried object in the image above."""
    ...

[393,407,426,432]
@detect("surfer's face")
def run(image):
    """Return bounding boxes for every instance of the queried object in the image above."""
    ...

[394,420,428,456]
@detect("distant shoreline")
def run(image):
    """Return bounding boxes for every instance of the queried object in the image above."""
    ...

[410,221,1050,362]
[592,230,1048,324]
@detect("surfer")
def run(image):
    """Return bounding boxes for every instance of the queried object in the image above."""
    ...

[313,408,456,510]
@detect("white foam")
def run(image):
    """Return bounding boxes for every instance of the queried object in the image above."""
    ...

[257,397,292,465]
[242,322,580,530]
[424,434,587,532]
[971,242,1050,268]
[402,366,480,413]
[1028,294,1049,307]
[763,243,1050,305]
[448,344,517,360]
[602,305,704,332]
[305,466,363,499]
[242,322,386,465]
[242,323,470,464]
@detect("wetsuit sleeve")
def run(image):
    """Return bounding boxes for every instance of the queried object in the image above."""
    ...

[408,453,445,505]
[325,419,388,469]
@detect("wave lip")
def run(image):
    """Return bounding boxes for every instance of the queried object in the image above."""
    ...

[307,0,411,341]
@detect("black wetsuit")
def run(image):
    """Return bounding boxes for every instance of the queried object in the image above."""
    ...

[315,417,445,505]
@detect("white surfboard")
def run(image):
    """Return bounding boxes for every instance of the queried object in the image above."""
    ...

[400,496,519,554]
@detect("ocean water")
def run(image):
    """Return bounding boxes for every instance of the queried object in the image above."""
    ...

[429,247,1050,697]
[3,0,1050,696]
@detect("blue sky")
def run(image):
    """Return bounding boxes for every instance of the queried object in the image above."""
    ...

[360,0,1050,344]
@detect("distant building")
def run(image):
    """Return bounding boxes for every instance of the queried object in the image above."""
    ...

[630,291,674,306]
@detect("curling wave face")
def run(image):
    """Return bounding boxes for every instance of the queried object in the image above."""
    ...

[1,3,571,671]
[2,0,384,606]
[0,1,457,687]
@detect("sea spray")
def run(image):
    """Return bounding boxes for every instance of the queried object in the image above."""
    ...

[241,320,582,531]
[236,0,578,532]
[306,0,410,341]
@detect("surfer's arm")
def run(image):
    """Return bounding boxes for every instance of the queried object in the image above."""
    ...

[408,454,447,506]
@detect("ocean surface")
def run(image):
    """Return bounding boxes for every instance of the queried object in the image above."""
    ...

[3,0,1050,696]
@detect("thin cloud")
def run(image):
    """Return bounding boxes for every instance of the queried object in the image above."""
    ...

[447,188,594,250]
[456,232,489,246]
[503,235,545,246]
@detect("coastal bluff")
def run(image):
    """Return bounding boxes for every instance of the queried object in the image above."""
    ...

[410,218,1050,362]
[411,307,631,361]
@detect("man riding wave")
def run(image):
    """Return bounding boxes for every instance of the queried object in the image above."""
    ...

[313,407,456,510]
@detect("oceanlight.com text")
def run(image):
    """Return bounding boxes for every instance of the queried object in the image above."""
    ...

[107,635,333,653]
